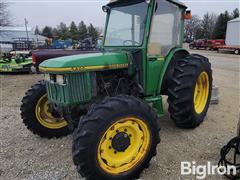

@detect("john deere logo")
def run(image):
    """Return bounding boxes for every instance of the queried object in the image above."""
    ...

[71,66,86,71]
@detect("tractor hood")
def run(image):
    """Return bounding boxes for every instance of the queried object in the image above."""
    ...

[39,52,129,73]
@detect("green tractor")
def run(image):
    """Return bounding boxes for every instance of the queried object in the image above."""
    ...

[21,0,212,179]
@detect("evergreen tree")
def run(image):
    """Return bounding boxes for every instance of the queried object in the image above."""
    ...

[88,23,99,43]
[58,22,69,40]
[232,8,239,19]
[42,26,53,38]
[213,11,231,39]
[52,28,60,38]
[34,25,41,35]
[69,21,78,40]
[78,21,88,40]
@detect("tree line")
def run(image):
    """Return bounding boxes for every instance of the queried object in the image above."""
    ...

[185,8,239,41]
[35,21,101,42]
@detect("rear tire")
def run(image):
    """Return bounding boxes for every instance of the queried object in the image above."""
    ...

[167,54,212,128]
[234,49,240,55]
[72,95,160,180]
[20,81,71,138]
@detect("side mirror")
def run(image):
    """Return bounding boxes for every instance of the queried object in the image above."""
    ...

[184,10,192,20]
[102,6,110,13]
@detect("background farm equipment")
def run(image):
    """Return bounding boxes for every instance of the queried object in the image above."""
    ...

[217,17,240,55]
[189,39,225,50]
[0,51,32,73]
[31,48,99,72]
[73,37,98,50]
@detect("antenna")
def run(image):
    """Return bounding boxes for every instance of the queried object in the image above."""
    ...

[24,18,30,50]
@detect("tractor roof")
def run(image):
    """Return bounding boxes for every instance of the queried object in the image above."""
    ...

[108,0,187,8]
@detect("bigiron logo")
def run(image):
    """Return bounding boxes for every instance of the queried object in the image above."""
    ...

[181,161,237,179]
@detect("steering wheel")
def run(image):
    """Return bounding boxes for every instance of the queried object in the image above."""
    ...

[123,40,140,46]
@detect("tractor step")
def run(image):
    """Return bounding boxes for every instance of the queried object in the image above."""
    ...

[211,85,219,104]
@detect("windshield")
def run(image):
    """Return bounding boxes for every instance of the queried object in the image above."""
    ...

[104,2,149,47]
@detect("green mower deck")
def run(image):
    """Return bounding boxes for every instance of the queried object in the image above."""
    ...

[0,58,32,73]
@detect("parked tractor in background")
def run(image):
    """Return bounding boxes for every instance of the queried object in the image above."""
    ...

[189,39,225,50]
[21,0,212,179]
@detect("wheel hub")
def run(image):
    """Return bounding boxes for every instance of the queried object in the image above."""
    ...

[35,94,67,129]
[97,117,150,174]
[194,72,209,114]
[112,132,130,152]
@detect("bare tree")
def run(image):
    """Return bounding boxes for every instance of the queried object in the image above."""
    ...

[0,1,10,26]
[201,13,217,39]
[185,15,202,40]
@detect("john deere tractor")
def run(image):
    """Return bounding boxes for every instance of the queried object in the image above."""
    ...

[21,0,212,179]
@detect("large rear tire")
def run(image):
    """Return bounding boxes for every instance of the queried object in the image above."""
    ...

[20,81,71,138]
[72,95,160,180]
[167,54,212,128]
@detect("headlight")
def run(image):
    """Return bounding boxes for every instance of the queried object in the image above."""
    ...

[44,74,50,81]
[56,74,66,85]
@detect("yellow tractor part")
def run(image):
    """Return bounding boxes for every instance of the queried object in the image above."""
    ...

[35,94,68,129]
[194,72,209,114]
[97,117,150,174]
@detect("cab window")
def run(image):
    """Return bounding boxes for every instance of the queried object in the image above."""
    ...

[148,0,182,56]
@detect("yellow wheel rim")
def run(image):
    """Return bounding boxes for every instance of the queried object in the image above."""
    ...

[194,72,210,114]
[97,117,150,175]
[35,94,68,129]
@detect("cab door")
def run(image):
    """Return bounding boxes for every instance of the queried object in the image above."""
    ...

[145,0,184,95]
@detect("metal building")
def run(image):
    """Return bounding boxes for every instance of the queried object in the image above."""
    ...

[0,26,47,53]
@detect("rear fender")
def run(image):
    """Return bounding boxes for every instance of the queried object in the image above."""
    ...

[158,48,189,94]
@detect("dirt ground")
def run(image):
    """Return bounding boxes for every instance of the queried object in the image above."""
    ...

[0,49,239,180]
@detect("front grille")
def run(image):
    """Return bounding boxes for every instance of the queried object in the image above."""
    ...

[46,72,95,106]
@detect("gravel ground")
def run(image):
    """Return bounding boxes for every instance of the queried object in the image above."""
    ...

[0,50,239,180]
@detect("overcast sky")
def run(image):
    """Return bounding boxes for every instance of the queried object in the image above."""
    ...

[6,0,240,30]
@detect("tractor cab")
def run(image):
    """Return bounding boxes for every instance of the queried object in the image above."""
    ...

[103,0,187,55]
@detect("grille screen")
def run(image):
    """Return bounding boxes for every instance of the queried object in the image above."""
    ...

[46,72,94,106]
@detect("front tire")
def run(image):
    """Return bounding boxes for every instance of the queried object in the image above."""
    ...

[20,81,71,138]
[72,95,160,180]
[167,54,212,128]
[189,44,194,49]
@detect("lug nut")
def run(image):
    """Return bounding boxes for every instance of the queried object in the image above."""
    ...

[116,130,119,133]
[124,129,127,132]
[109,146,112,149]
[114,151,117,154]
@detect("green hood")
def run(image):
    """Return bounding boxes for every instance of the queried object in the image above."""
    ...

[39,52,129,73]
